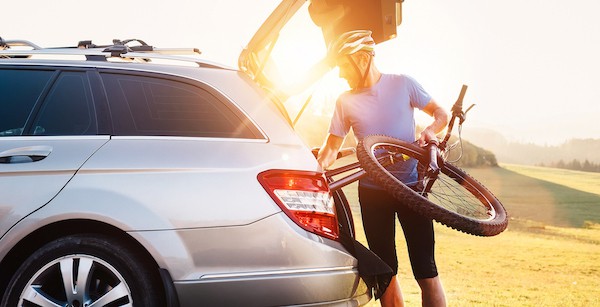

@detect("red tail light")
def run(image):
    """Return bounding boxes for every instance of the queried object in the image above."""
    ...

[257,169,339,240]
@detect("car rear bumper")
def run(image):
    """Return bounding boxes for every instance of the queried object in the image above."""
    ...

[130,213,372,306]
[174,266,371,306]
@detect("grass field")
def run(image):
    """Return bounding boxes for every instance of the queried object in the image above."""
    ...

[332,160,600,306]
[469,164,600,227]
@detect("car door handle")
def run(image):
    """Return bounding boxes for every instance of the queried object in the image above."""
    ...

[0,145,53,163]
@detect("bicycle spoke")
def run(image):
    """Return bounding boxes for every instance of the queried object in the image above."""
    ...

[359,134,507,236]
[426,170,493,220]
[380,145,492,220]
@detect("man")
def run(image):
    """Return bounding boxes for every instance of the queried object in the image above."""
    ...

[317,30,448,307]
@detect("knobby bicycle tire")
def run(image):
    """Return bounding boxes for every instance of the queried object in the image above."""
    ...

[357,135,508,236]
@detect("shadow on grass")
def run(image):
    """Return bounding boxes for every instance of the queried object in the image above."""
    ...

[465,167,600,228]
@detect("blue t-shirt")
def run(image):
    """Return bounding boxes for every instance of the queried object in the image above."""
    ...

[329,73,432,189]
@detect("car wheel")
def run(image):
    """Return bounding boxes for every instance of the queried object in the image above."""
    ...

[2,234,164,307]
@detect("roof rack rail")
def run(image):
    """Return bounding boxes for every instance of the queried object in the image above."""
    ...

[0,38,218,67]
[0,37,43,50]
[74,38,201,56]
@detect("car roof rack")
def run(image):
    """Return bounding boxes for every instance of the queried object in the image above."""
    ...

[0,37,43,50]
[0,37,225,69]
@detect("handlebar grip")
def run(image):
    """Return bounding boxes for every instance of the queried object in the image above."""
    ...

[452,84,468,114]
[457,85,468,103]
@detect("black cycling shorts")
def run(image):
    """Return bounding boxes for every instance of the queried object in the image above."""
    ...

[358,186,438,280]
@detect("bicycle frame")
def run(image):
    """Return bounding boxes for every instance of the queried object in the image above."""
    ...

[325,85,474,193]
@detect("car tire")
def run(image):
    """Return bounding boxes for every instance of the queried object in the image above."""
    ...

[1,233,164,307]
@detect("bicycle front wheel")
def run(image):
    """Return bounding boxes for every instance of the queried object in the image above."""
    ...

[357,135,508,236]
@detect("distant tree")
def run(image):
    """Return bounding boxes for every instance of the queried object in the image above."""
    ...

[583,160,593,172]
[570,159,582,171]
[588,160,600,172]
[447,138,499,168]
[543,158,600,173]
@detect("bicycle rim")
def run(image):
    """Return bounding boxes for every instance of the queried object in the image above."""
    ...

[357,135,508,236]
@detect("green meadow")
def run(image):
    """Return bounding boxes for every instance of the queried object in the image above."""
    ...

[334,161,600,306]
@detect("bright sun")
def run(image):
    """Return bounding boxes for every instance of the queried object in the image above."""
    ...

[262,4,352,122]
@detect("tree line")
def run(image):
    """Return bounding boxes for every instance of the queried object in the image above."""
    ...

[447,138,499,168]
[537,159,600,173]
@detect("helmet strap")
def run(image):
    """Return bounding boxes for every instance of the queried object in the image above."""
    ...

[347,53,373,90]
[361,55,373,88]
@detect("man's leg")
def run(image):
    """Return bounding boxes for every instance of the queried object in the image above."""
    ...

[417,276,446,307]
[396,201,446,307]
[359,187,403,305]
[380,275,405,307]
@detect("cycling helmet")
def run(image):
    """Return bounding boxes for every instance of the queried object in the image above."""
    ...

[328,30,375,59]
[328,30,376,89]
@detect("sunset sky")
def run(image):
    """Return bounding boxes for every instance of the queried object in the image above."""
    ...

[3,0,599,145]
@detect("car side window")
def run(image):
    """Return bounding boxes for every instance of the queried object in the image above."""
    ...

[30,71,97,136]
[0,69,54,136]
[100,72,262,139]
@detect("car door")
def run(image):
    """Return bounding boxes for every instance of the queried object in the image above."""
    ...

[0,67,109,238]
[238,0,401,106]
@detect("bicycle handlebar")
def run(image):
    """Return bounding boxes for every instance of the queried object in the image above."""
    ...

[452,84,468,115]
[441,84,473,148]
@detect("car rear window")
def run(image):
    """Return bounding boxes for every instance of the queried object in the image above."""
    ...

[100,72,263,139]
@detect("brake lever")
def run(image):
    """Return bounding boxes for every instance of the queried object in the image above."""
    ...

[458,103,476,125]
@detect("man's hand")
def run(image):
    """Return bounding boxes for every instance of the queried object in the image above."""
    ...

[317,148,337,170]
[317,134,344,171]
[418,127,438,147]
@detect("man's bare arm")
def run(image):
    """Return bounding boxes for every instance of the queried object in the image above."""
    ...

[419,99,449,146]
[317,133,344,170]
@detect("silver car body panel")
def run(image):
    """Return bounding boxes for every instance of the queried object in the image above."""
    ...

[132,213,368,306]
[130,214,355,279]
[0,136,109,238]
[36,138,316,230]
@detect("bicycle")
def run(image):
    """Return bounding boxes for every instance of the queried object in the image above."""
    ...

[324,85,508,237]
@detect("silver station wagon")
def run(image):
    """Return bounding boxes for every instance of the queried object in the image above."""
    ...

[0,0,402,306]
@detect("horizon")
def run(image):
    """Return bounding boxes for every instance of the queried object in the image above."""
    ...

[2,0,599,146]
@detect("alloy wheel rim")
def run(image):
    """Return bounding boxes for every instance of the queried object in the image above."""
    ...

[19,254,133,307]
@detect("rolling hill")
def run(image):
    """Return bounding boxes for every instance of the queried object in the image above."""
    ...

[461,127,600,165]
